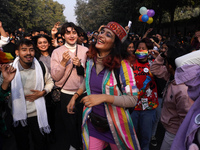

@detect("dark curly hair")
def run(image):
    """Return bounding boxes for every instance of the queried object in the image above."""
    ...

[135,37,154,50]
[61,22,78,36]
[32,34,53,59]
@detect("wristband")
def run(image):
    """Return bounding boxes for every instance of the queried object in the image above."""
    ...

[74,92,80,97]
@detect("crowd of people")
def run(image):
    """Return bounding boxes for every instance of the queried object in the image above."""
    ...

[0,19,200,150]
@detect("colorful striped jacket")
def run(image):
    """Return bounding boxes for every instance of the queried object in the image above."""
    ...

[82,59,141,150]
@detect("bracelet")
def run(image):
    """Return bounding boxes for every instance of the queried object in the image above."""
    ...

[74,92,80,97]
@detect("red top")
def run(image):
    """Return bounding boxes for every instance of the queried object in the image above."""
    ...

[131,59,158,111]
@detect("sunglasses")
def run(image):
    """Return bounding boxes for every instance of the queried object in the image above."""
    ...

[58,41,63,43]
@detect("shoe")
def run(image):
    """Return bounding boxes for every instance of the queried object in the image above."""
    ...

[150,136,157,146]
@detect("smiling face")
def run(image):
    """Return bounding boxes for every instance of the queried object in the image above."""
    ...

[15,44,35,69]
[63,27,78,46]
[127,43,135,54]
[37,37,50,52]
[95,28,115,54]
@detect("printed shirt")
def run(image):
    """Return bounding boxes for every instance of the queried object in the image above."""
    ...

[131,59,158,111]
[82,59,140,150]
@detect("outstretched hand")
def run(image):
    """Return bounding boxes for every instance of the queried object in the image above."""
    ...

[0,64,16,90]
[149,50,159,58]
[146,28,153,33]
[51,22,61,38]
[54,22,61,29]
[0,64,16,83]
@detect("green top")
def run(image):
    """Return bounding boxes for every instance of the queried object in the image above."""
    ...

[0,86,10,102]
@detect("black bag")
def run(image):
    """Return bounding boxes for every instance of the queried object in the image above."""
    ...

[51,47,78,102]
[51,66,73,102]
[51,87,62,102]
[89,112,110,133]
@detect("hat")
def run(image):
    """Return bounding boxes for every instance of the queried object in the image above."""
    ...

[105,22,128,43]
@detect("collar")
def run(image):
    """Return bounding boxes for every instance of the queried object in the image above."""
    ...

[18,60,35,71]
[64,42,77,50]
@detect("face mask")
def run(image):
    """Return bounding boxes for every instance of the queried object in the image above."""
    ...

[135,49,148,59]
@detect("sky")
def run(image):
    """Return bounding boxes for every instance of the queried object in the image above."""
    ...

[54,0,77,24]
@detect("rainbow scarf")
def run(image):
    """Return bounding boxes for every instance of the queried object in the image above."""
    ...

[135,49,148,59]
[82,59,140,150]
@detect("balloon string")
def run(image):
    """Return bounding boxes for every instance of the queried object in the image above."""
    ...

[143,23,146,36]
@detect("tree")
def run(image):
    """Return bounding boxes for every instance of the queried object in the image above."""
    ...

[75,0,113,31]
[0,0,66,33]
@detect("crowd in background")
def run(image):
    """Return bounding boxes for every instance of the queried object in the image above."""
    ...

[0,19,200,150]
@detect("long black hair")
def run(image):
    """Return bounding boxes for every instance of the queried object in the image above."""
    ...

[32,34,53,59]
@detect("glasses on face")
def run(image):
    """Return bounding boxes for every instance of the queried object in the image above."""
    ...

[58,41,63,43]
[94,33,98,36]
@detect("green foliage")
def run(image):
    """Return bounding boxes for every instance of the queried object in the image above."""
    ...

[75,0,200,35]
[75,0,113,31]
[0,0,66,33]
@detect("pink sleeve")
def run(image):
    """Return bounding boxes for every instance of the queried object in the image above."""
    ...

[51,50,67,81]
[150,55,170,81]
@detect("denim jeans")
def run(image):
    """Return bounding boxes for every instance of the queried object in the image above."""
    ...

[131,109,156,150]
[152,97,163,136]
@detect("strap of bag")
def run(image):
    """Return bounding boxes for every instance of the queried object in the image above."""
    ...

[61,45,78,89]
[39,61,46,78]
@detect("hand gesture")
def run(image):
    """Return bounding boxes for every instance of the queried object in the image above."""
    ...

[72,56,81,67]
[146,28,153,33]
[52,38,58,47]
[60,51,71,67]
[51,22,61,38]
[67,96,76,114]
[150,38,155,43]
[98,25,105,33]
[148,50,159,58]
[80,94,105,108]
[0,64,16,83]
[54,21,61,29]
[25,90,45,102]
[125,26,130,32]
[51,27,58,37]
[62,51,71,63]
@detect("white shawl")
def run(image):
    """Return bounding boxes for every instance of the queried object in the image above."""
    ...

[11,57,51,134]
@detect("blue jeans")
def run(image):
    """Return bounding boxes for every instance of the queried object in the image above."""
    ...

[152,97,163,136]
[131,109,156,150]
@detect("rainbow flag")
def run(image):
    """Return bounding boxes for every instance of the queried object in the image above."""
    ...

[0,51,14,64]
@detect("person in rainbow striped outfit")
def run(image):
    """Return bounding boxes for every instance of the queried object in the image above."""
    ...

[67,22,140,150]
